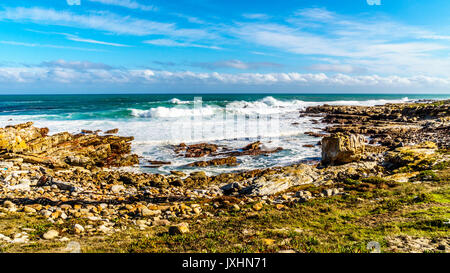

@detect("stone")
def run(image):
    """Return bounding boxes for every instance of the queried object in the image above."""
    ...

[0,122,139,169]
[74,224,85,233]
[321,133,366,165]
[277,249,296,253]
[241,164,319,196]
[8,183,31,191]
[23,206,37,213]
[169,222,189,235]
[188,156,239,167]
[140,207,161,217]
[111,184,125,193]
[2,200,15,208]
[43,230,59,240]
[98,225,112,234]
[252,202,263,211]
[0,234,12,243]
[105,128,119,134]
[262,239,275,246]
[153,219,170,226]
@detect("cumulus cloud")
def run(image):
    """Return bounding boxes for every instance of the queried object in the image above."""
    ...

[40,60,114,70]
[0,64,449,90]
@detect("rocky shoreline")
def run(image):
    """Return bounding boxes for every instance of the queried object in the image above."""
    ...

[0,100,449,252]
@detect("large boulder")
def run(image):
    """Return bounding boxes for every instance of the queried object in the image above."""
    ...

[321,133,366,165]
[384,141,439,171]
[239,164,320,196]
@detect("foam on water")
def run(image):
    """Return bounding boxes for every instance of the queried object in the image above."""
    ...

[0,95,420,175]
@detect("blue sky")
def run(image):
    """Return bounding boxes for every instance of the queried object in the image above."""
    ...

[0,0,449,93]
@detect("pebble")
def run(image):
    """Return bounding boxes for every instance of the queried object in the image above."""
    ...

[252,202,263,211]
[169,222,189,235]
[74,224,85,233]
[43,230,59,240]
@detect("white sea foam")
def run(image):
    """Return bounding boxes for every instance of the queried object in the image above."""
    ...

[130,105,219,118]
[168,98,190,104]
[0,96,415,175]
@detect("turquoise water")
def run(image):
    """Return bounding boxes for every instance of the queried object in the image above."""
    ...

[0,93,448,174]
[0,93,448,120]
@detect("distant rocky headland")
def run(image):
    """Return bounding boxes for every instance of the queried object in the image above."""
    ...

[0,100,449,252]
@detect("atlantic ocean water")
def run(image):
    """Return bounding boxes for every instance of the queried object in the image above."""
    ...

[1,93,448,175]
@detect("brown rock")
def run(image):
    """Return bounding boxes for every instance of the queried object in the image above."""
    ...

[321,133,366,165]
[169,222,189,235]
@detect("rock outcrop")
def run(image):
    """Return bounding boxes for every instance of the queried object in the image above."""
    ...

[303,100,450,149]
[0,122,138,169]
[187,156,239,167]
[321,133,366,165]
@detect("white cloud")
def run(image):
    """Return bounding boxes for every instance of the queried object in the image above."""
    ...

[87,0,157,11]
[308,64,366,74]
[233,8,450,77]
[40,59,113,70]
[143,39,222,50]
[242,13,271,20]
[192,59,282,70]
[66,35,130,47]
[294,8,335,21]
[0,65,449,89]
[25,29,130,47]
[0,40,104,52]
[0,7,213,40]
[421,35,450,40]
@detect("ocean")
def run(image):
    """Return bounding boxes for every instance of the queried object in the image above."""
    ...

[1,93,449,175]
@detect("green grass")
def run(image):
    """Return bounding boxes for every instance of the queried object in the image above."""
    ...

[1,164,449,253]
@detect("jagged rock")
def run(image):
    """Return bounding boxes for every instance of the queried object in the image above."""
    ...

[0,122,139,169]
[321,133,366,165]
[105,128,119,134]
[384,141,439,171]
[240,164,319,196]
[187,156,238,167]
[169,222,189,235]
[174,143,218,158]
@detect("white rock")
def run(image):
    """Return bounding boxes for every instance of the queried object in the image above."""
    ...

[111,185,125,193]
[7,183,30,191]
[11,232,29,244]
[74,224,85,233]
[43,230,59,240]
[98,225,112,234]
[0,233,12,243]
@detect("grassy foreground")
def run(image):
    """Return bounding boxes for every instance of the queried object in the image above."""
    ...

[1,167,448,253]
